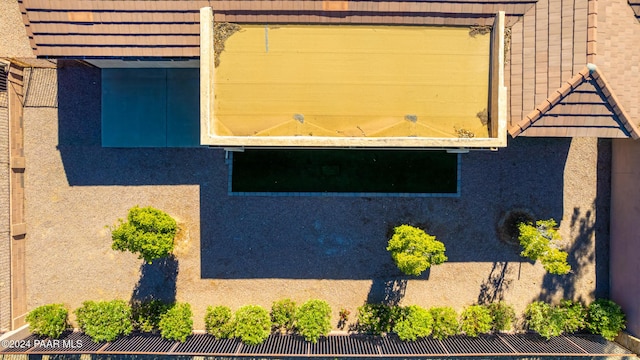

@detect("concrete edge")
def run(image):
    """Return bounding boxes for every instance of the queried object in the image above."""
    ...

[616,332,640,356]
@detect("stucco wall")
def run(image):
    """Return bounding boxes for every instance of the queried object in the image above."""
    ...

[611,139,640,337]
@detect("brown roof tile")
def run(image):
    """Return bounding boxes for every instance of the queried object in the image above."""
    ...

[511,66,640,139]
[22,0,536,58]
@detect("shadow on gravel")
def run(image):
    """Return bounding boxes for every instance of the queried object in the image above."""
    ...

[56,61,579,280]
[131,255,179,304]
[477,261,513,304]
[536,139,611,302]
[366,278,411,305]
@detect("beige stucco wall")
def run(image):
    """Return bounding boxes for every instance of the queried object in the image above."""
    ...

[611,138,640,337]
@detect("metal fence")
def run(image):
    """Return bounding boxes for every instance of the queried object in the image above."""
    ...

[1,332,633,357]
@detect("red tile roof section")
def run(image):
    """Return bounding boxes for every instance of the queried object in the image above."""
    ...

[509,65,640,139]
[22,0,536,58]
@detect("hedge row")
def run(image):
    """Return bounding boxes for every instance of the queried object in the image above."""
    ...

[205,299,331,344]
[355,302,514,340]
[25,298,625,345]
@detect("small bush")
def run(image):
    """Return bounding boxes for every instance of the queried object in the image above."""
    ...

[393,306,433,341]
[387,225,448,276]
[430,307,459,340]
[558,300,587,333]
[234,305,271,345]
[487,302,516,332]
[356,303,402,335]
[460,305,492,337]
[26,304,68,339]
[75,300,133,342]
[205,306,235,339]
[296,299,332,343]
[132,300,171,332]
[587,299,626,341]
[158,303,193,342]
[518,219,570,275]
[271,299,297,333]
[525,301,564,339]
[111,206,177,263]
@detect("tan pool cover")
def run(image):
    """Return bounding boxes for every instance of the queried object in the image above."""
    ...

[213,25,490,139]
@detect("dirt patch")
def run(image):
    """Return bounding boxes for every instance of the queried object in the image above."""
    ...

[214,22,241,67]
[497,209,535,245]
[469,25,491,38]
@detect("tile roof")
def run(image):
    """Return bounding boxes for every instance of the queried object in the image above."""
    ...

[509,65,640,138]
[629,0,640,19]
[20,0,535,58]
[507,0,640,138]
[598,0,640,126]
[506,0,589,128]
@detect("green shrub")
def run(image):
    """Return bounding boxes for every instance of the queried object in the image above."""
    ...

[158,303,193,342]
[234,305,271,345]
[132,300,170,332]
[111,206,177,263]
[386,225,448,276]
[524,301,564,339]
[296,299,332,343]
[558,300,587,333]
[205,306,235,339]
[393,306,433,341]
[75,300,133,342]
[356,303,402,335]
[460,305,492,337]
[271,299,297,333]
[26,304,69,339]
[430,307,459,340]
[587,299,626,341]
[518,219,570,275]
[487,301,516,332]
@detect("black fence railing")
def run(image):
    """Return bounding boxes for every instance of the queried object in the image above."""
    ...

[0,332,633,357]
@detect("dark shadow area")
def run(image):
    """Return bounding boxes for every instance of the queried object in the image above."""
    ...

[366,278,411,306]
[537,139,611,302]
[57,60,216,187]
[130,255,178,304]
[594,139,611,298]
[56,61,572,279]
[477,261,512,304]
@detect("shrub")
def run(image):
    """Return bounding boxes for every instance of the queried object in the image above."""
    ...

[393,306,433,341]
[587,299,626,341]
[75,300,133,342]
[158,303,193,342]
[26,304,69,339]
[234,305,271,345]
[487,301,516,332]
[460,305,492,337]
[132,300,171,332]
[356,303,402,335]
[518,219,570,275]
[111,206,177,263]
[271,299,297,333]
[296,299,332,343]
[205,306,235,339]
[430,307,459,340]
[558,300,587,333]
[387,225,448,276]
[524,301,565,339]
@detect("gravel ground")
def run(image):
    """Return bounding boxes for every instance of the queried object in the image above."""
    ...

[20,60,610,331]
[0,0,34,58]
